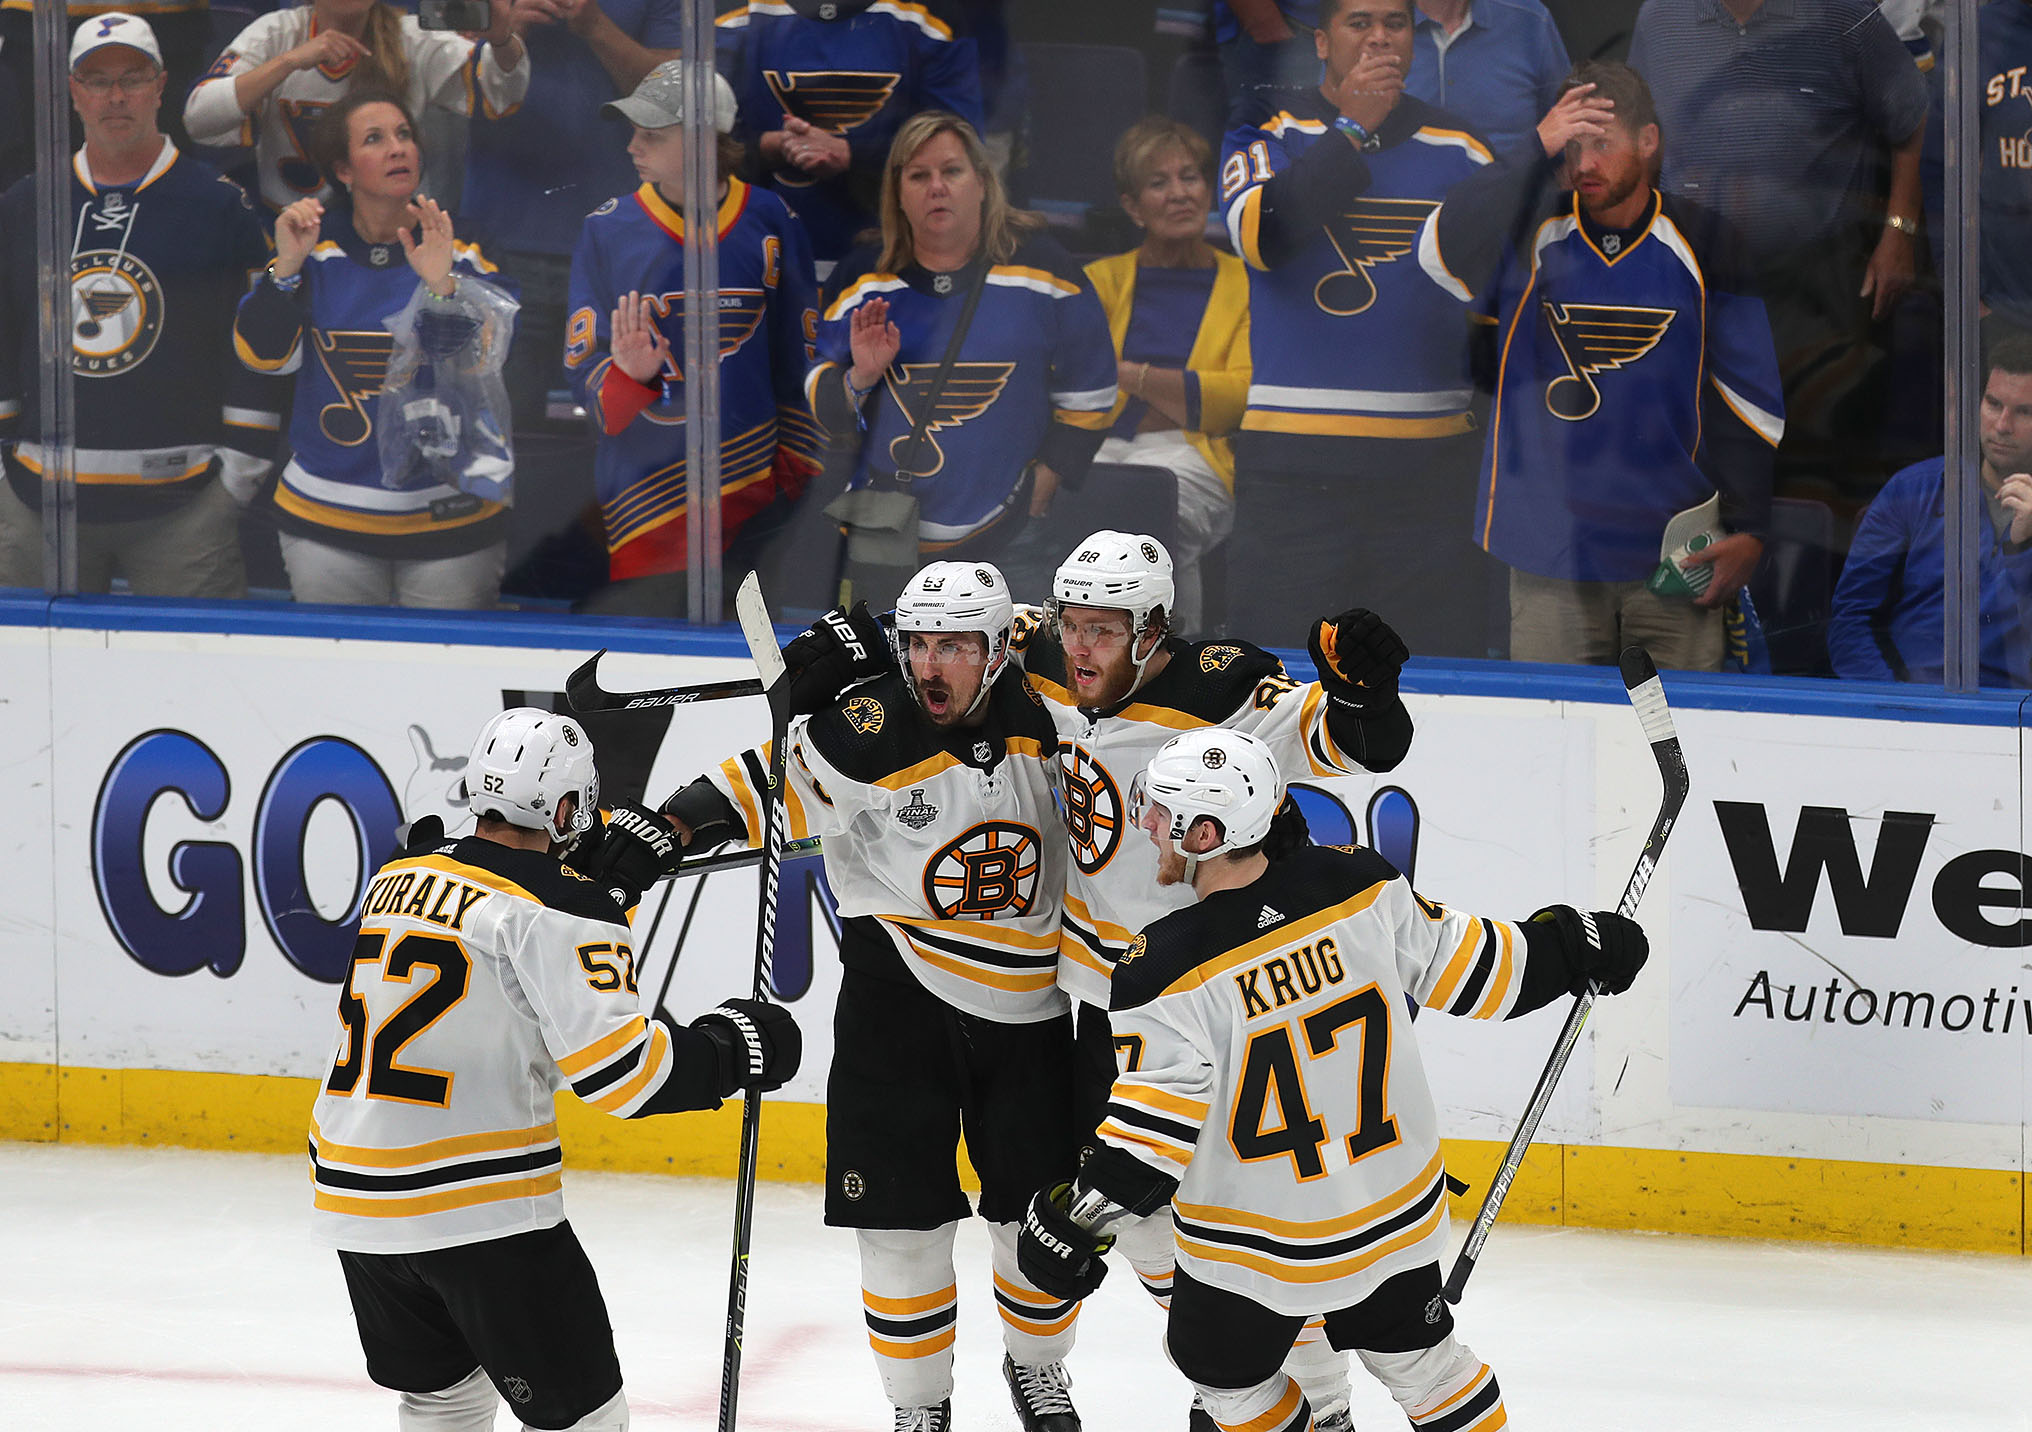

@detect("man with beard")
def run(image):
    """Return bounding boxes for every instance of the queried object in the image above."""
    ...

[1017,726,1648,1432]
[1418,60,1786,671]
[634,561,1087,1432]
[1008,529,1413,1431]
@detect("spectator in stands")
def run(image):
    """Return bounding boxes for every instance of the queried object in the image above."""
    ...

[463,0,680,428]
[0,13,273,598]
[1219,0,1497,655]
[1828,337,2032,686]
[234,90,518,608]
[1087,118,1251,635]
[564,64,821,618]
[0,2,212,184]
[1627,0,1928,510]
[184,0,533,215]
[715,0,983,278]
[1215,1,1324,126]
[809,110,1116,608]
[1405,0,1570,156]
[1922,0,2032,343]
[1419,62,1784,670]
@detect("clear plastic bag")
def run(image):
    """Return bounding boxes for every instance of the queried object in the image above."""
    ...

[376,275,520,503]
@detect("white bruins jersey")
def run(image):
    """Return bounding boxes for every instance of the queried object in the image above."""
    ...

[1100,844,1534,1316]
[1010,608,1412,1010]
[311,836,719,1255]
[185,8,530,211]
[709,669,1069,1024]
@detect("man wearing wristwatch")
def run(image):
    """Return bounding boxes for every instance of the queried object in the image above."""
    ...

[1628,0,1929,514]
[1217,0,1500,659]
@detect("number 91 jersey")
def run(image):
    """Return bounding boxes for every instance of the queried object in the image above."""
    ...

[1010,609,1379,1011]
[1099,844,1533,1316]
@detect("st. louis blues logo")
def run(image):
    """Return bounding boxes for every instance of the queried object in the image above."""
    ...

[1541,302,1676,421]
[1315,198,1439,316]
[763,70,900,134]
[883,361,1014,477]
[70,249,163,376]
[313,330,396,446]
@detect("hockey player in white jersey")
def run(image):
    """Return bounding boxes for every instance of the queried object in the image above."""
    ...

[311,707,799,1432]
[1018,729,1649,1432]
[1013,530,1415,1430]
[640,563,1088,1432]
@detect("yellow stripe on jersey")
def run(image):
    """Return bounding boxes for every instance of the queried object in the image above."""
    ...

[992,1271,1066,1308]
[274,481,505,537]
[1236,186,1268,271]
[1110,700,1212,734]
[1427,917,1488,1011]
[1176,1195,1446,1285]
[864,1285,958,1315]
[721,748,765,846]
[1239,410,1475,439]
[309,1118,559,1170]
[1233,1379,1307,1432]
[1160,883,1390,999]
[1470,923,1516,1020]
[1054,406,1115,430]
[1426,1364,1497,1421]
[386,853,547,907]
[1111,1082,1211,1124]
[1174,1150,1444,1241]
[313,1170,564,1220]
[888,920,1060,994]
[557,1014,647,1077]
[990,264,1081,296]
[870,1328,957,1359]
[1097,1116,1194,1169]
[586,1020,670,1114]
[874,750,963,792]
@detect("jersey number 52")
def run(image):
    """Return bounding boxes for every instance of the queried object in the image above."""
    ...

[1230,984,1399,1181]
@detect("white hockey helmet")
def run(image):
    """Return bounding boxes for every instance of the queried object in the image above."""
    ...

[464,707,601,842]
[1131,727,1283,876]
[891,561,1016,718]
[1051,530,1175,676]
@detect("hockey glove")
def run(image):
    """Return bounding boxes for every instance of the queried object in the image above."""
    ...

[397,814,447,856]
[1017,1184,1112,1302]
[1529,905,1649,996]
[781,602,890,716]
[693,997,803,1096]
[1262,794,1312,861]
[1308,608,1409,710]
[569,802,683,909]
[661,777,747,854]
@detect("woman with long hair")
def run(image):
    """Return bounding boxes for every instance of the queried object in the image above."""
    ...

[184,0,531,213]
[1086,117,1251,635]
[808,110,1118,605]
[234,90,517,608]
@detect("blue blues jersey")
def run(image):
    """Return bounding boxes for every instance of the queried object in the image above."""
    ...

[0,142,275,522]
[716,0,983,265]
[1420,154,1785,582]
[462,0,685,257]
[1923,0,2032,327]
[234,205,515,558]
[1220,90,1492,468]
[809,232,1117,548]
[565,179,822,578]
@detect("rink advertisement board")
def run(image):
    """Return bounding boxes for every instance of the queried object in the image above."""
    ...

[3,603,2028,1250]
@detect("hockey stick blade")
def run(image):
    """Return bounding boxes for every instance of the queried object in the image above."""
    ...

[1444,645,1688,1304]
[565,648,763,714]
[734,573,788,693]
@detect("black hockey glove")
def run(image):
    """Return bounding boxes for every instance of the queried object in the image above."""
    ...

[1017,1184,1112,1302]
[397,814,447,856]
[1529,905,1649,996]
[781,602,890,717]
[693,998,802,1096]
[567,802,684,909]
[1262,794,1312,861]
[1308,608,1409,710]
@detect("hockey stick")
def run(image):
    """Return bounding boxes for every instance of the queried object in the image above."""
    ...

[718,572,791,1432]
[566,648,763,714]
[1442,646,1689,1304]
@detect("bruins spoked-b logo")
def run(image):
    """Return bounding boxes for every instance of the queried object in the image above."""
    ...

[923,821,1041,919]
[70,247,163,376]
[1315,198,1439,316]
[884,362,1015,477]
[1061,745,1124,875]
[1541,302,1676,421]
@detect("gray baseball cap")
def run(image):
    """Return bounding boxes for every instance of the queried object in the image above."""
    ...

[603,61,737,133]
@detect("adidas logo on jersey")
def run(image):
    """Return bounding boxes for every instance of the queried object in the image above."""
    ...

[1257,905,1285,929]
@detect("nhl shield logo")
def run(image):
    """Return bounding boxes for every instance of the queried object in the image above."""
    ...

[972,740,993,763]
[1424,1295,1445,1325]
[504,1376,534,1404]
[933,272,954,295]
[897,788,939,830]
[1602,233,1622,256]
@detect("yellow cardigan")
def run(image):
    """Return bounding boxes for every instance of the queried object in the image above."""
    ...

[1083,248,1252,493]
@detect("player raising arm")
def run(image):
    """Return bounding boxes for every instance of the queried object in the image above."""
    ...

[612,563,1088,1432]
[1019,729,1647,1432]
[311,708,798,1432]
